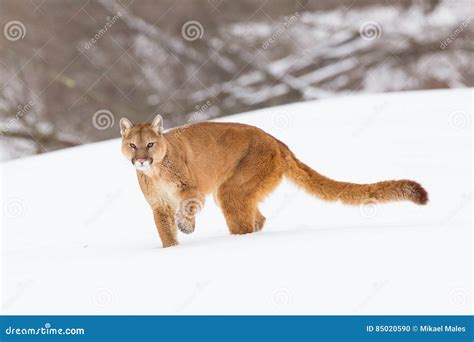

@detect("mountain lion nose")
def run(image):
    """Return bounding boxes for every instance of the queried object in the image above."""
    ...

[137,158,147,164]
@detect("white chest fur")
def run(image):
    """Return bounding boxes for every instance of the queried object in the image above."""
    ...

[154,178,179,208]
[139,168,180,209]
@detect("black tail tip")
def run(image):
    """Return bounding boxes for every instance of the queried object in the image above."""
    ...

[410,181,429,205]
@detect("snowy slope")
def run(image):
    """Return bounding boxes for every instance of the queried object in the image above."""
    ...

[1,89,472,315]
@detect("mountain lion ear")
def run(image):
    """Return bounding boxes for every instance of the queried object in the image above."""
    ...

[120,117,133,136]
[151,114,164,134]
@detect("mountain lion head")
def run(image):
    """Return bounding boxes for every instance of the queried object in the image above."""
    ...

[120,114,166,171]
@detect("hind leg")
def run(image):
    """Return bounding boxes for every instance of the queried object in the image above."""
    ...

[218,191,257,235]
[216,145,284,235]
[255,209,266,231]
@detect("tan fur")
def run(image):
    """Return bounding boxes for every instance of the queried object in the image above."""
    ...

[120,115,428,248]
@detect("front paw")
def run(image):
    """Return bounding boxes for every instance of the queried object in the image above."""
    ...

[163,240,179,248]
[175,198,202,234]
[176,216,195,234]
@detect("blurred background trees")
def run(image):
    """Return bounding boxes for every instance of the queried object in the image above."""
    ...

[0,0,472,160]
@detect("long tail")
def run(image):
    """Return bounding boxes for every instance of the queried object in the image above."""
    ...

[278,142,428,205]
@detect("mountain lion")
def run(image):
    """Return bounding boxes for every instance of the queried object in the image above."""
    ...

[120,114,428,248]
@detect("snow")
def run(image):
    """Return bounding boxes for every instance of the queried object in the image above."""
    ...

[1,89,472,314]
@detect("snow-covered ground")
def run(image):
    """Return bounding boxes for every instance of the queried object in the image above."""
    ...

[1,89,472,315]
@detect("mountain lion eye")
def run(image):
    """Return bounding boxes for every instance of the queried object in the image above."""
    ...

[147,143,154,148]
[129,143,136,149]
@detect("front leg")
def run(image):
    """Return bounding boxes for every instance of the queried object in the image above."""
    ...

[175,192,204,234]
[153,206,178,248]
